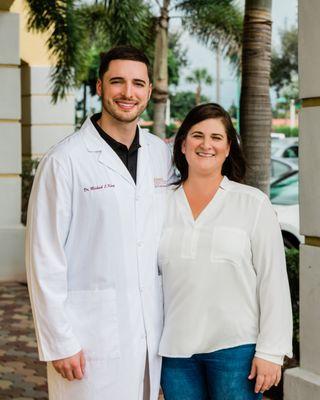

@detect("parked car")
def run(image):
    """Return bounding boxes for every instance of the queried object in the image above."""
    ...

[271,137,299,165]
[270,157,298,183]
[270,171,303,249]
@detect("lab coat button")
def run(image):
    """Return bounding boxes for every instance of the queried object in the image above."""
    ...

[137,241,143,247]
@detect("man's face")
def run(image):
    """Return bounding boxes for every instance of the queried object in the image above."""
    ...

[96,59,152,123]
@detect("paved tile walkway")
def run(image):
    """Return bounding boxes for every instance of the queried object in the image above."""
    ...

[0,282,47,399]
[0,282,272,400]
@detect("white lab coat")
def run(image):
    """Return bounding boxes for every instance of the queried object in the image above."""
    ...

[25,117,172,400]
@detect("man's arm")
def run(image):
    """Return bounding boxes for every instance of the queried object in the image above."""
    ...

[26,155,82,362]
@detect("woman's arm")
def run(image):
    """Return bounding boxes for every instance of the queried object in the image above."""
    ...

[249,195,293,391]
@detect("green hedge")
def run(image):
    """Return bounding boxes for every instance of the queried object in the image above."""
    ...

[285,248,299,361]
[273,126,299,137]
[21,159,39,225]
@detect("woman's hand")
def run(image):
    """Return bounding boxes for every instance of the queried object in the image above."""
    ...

[248,357,281,393]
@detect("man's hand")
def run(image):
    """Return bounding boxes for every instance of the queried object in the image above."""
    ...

[248,357,281,393]
[52,350,86,381]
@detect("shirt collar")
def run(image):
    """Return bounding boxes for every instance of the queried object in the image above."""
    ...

[91,112,141,154]
[219,175,231,190]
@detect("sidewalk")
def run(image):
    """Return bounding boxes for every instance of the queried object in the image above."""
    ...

[0,282,270,400]
[0,282,47,399]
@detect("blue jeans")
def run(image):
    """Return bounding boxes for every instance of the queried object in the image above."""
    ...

[161,344,263,400]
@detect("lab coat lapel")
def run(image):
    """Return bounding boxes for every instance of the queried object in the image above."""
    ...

[98,146,134,186]
[136,128,150,189]
[82,117,135,186]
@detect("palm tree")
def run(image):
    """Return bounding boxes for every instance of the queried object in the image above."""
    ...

[239,0,272,194]
[186,68,213,105]
[25,0,155,103]
[152,0,170,139]
[151,0,243,137]
[26,0,243,138]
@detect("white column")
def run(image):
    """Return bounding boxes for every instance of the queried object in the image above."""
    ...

[284,0,320,398]
[0,4,25,281]
[21,65,75,158]
[290,99,296,130]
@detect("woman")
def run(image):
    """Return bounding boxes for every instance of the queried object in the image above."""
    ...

[158,103,292,400]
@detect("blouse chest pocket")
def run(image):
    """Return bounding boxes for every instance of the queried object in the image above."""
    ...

[210,226,249,265]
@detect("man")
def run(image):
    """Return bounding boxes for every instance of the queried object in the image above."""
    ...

[26,46,172,400]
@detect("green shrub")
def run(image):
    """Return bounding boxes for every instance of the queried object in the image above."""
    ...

[285,248,299,361]
[166,123,178,139]
[273,125,299,137]
[21,159,40,225]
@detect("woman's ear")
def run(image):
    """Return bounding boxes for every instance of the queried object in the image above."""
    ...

[181,140,186,155]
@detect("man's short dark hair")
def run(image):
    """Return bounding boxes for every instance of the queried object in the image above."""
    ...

[99,45,152,82]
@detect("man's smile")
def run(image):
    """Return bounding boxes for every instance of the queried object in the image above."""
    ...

[114,99,137,111]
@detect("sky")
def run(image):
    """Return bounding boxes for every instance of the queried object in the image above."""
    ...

[86,0,298,115]
[172,0,298,110]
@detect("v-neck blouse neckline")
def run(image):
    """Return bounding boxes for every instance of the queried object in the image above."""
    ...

[177,175,230,225]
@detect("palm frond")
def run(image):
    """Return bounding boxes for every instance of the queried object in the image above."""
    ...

[177,0,243,71]
[26,0,81,103]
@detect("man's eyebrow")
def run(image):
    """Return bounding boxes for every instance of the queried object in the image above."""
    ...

[133,78,147,84]
[108,77,147,84]
[109,76,124,82]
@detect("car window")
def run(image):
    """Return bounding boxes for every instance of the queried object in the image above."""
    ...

[271,159,291,178]
[271,144,282,156]
[283,145,299,158]
[270,174,299,205]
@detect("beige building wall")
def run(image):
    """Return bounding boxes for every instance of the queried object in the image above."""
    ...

[0,0,25,280]
[11,0,75,159]
[284,0,320,398]
[0,0,75,280]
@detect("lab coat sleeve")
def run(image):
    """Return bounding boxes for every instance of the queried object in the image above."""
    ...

[250,196,293,364]
[26,155,82,361]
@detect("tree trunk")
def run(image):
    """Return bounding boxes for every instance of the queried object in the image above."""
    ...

[152,0,170,139]
[216,41,221,104]
[195,85,201,105]
[82,83,87,121]
[240,0,272,194]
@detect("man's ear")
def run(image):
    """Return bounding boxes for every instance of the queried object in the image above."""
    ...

[96,79,102,97]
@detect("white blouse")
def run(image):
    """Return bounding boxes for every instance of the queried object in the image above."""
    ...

[158,176,293,365]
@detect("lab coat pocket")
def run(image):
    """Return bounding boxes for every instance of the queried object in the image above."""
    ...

[210,226,248,265]
[66,288,120,361]
[47,356,119,397]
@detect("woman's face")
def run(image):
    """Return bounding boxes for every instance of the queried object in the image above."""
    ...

[182,118,230,177]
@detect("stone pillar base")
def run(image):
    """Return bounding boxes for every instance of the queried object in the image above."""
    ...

[284,367,320,400]
[0,225,26,281]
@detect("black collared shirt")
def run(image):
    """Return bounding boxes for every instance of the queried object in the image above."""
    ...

[91,113,140,183]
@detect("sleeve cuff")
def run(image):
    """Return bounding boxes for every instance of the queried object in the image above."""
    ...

[38,337,82,362]
[254,351,284,366]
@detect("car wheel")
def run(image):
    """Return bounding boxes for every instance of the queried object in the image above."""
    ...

[282,232,300,250]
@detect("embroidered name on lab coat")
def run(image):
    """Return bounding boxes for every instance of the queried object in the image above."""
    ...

[83,184,115,192]
[154,178,167,188]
